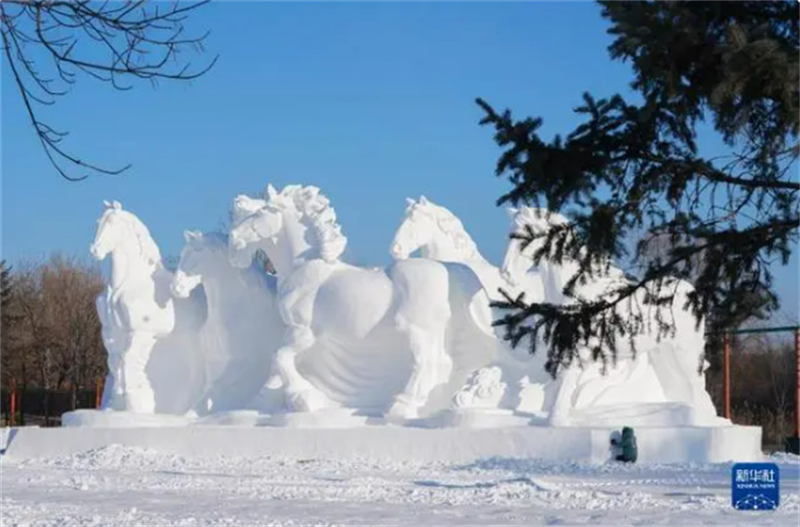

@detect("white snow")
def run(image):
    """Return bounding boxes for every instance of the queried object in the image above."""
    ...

[3,423,763,465]
[1,444,797,526]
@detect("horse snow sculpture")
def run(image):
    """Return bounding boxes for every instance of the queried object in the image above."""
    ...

[390,196,553,394]
[390,196,521,301]
[91,201,205,414]
[505,207,720,425]
[171,230,285,415]
[227,184,498,419]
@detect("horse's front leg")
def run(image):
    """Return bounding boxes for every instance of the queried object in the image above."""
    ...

[388,322,450,420]
[270,325,331,412]
[121,331,158,413]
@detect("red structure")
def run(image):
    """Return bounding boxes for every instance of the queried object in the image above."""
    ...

[795,328,799,440]
[721,325,800,454]
[9,379,17,426]
[723,334,731,420]
[95,378,103,409]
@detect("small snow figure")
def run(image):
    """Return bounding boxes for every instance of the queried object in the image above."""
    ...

[610,426,638,463]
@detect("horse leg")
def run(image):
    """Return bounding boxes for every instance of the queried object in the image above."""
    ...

[548,366,580,426]
[121,331,157,413]
[388,320,451,420]
[271,325,331,412]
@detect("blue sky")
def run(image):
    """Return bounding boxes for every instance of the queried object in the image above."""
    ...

[2,1,798,319]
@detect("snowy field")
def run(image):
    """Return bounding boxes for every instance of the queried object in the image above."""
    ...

[1,445,798,526]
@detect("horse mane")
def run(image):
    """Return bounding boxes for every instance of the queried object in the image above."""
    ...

[187,231,228,252]
[511,206,626,282]
[512,207,569,231]
[231,195,267,226]
[117,210,162,267]
[412,201,479,261]
[268,185,347,263]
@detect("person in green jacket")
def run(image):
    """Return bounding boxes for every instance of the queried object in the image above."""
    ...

[611,426,638,463]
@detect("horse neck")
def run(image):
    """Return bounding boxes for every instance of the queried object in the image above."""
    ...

[268,213,314,278]
[109,245,158,293]
[200,256,258,318]
[419,234,461,262]
[422,227,492,268]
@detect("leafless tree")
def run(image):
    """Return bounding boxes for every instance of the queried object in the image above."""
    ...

[1,0,216,181]
[2,256,106,391]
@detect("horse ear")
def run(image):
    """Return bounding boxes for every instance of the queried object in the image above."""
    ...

[405,197,416,207]
[266,184,278,200]
[419,195,429,205]
[184,230,202,242]
[112,200,122,210]
[103,200,112,208]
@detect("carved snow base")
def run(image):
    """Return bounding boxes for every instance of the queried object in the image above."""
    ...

[262,408,374,428]
[563,402,731,428]
[62,409,194,428]
[194,410,262,426]
[432,408,531,428]
[5,424,763,464]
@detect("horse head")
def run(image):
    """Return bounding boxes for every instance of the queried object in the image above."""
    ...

[90,200,160,268]
[391,196,438,259]
[229,200,283,270]
[90,200,125,260]
[391,196,475,262]
[500,206,564,285]
[229,185,347,273]
[172,230,229,298]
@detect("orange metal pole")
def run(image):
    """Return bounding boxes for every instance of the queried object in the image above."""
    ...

[95,378,103,409]
[723,334,731,420]
[794,329,799,438]
[9,378,17,427]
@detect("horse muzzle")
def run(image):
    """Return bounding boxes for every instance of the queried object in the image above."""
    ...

[391,243,409,260]
[89,243,105,260]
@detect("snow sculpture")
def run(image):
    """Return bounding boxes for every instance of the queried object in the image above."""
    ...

[85,186,724,432]
[91,201,205,414]
[504,207,720,425]
[171,230,285,414]
[391,197,722,426]
[227,185,498,419]
[389,196,552,408]
[452,367,507,409]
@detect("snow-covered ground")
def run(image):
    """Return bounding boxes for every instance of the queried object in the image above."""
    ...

[1,445,797,526]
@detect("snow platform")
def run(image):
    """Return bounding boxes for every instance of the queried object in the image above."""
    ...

[3,422,762,464]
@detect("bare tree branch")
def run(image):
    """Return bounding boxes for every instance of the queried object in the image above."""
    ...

[1,0,217,181]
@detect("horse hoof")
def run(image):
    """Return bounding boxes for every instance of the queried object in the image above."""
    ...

[289,389,329,412]
[266,374,284,390]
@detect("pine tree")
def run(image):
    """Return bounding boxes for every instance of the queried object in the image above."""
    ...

[477,1,799,376]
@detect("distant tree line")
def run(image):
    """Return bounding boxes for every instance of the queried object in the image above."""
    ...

[1,257,106,397]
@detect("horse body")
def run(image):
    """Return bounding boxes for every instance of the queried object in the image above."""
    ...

[389,197,555,397]
[91,201,205,414]
[229,185,492,419]
[506,207,719,425]
[172,231,285,415]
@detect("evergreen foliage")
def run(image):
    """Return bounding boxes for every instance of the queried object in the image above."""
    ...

[477,1,799,376]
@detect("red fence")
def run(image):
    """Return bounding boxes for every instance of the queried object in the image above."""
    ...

[1,381,103,427]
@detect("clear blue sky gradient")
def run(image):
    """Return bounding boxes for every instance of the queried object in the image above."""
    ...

[2,2,798,318]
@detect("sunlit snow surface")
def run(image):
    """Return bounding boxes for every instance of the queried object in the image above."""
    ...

[1,446,797,526]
